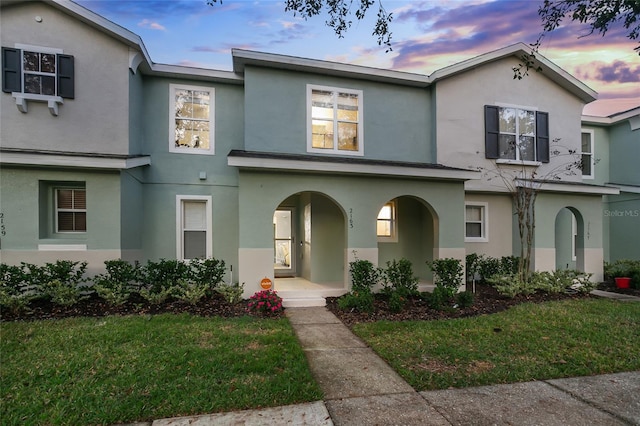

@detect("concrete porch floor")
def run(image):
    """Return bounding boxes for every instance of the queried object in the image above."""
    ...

[274,277,437,307]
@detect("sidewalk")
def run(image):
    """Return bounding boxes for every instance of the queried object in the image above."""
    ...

[135,290,640,425]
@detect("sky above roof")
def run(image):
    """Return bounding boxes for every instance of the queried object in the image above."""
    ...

[78,0,640,116]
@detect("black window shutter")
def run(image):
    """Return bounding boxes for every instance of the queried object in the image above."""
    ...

[2,47,22,93]
[57,54,74,99]
[536,111,549,163]
[484,105,500,159]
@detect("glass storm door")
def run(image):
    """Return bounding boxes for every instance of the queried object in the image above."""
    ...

[273,209,295,276]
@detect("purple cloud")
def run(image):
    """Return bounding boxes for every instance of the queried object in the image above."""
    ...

[578,60,640,83]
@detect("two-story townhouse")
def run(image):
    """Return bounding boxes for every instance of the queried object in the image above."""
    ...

[582,107,640,262]
[2,0,625,306]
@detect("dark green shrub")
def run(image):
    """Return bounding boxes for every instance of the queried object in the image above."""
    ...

[387,291,407,313]
[0,264,32,314]
[190,258,226,291]
[337,291,374,313]
[428,285,451,310]
[456,291,475,308]
[606,259,640,288]
[382,258,418,297]
[93,260,140,306]
[465,253,483,283]
[42,279,83,306]
[141,259,191,293]
[478,256,502,282]
[427,258,463,299]
[349,258,381,292]
[500,256,520,276]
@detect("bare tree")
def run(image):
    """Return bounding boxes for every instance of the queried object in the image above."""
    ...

[475,139,585,283]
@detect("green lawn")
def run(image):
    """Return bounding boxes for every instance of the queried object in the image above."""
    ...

[352,299,640,391]
[1,314,322,425]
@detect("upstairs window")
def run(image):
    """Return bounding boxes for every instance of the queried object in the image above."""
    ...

[169,84,214,155]
[308,85,363,156]
[1,45,74,98]
[581,130,594,179]
[485,105,549,163]
[56,188,86,233]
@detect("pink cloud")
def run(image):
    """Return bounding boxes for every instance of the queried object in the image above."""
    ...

[138,19,166,31]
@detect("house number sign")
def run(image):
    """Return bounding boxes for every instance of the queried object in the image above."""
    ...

[349,208,354,229]
[0,212,5,236]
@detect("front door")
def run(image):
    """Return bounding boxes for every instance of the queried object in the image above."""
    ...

[274,209,295,277]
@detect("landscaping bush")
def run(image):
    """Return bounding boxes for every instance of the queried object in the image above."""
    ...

[349,258,381,292]
[382,258,419,297]
[247,289,283,315]
[605,259,640,289]
[190,258,226,292]
[488,269,595,298]
[465,253,482,283]
[42,278,84,306]
[173,279,208,305]
[456,290,475,308]
[93,260,141,306]
[427,258,463,299]
[472,255,522,283]
[427,285,451,310]
[216,282,245,304]
[0,264,32,314]
[338,290,374,313]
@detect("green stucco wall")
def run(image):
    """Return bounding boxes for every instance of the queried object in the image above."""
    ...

[243,66,433,163]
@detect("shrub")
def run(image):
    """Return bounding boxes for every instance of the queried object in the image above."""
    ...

[349,258,381,293]
[0,264,32,314]
[139,287,173,305]
[216,282,244,304]
[387,291,407,313]
[427,285,451,310]
[93,260,140,306]
[456,291,475,308]
[337,290,374,313]
[427,258,463,299]
[478,256,502,282]
[42,279,83,306]
[500,256,520,276]
[488,273,537,298]
[174,279,208,305]
[247,289,283,315]
[465,253,483,283]
[141,259,191,293]
[190,258,226,292]
[606,259,640,288]
[382,258,419,297]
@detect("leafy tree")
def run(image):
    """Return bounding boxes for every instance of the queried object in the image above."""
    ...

[515,0,640,79]
[207,0,393,51]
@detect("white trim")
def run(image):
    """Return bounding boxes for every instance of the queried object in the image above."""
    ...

[582,107,640,126]
[464,202,489,243]
[607,184,640,194]
[496,159,542,167]
[38,244,87,251]
[227,156,480,181]
[580,129,595,180]
[176,195,213,260]
[495,102,538,111]
[0,151,151,169]
[169,84,215,155]
[12,93,63,116]
[516,180,620,195]
[307,84,364,156]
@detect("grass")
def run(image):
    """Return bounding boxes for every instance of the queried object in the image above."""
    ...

[352,299,640,391]
[1,314,322,425]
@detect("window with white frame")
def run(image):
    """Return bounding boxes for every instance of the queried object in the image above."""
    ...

[377,200,397,241]
[581,130,594,179]
[169,84,214,154]
[485,105,549,163]
[56,188,86,232]
[176,195,212,260]
[465,203,488,242]
[308,85,363,155]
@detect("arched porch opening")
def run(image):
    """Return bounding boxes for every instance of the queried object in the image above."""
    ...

[554,207,585,272]
[376,196,439,286]
[273,191,347,295]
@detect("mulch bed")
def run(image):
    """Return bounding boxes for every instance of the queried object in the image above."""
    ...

[0,292,280,322]
[3,281,637,324]
[326,284,597,327]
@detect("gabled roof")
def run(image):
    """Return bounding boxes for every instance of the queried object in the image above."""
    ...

[1,0,242,84]
[428,43,598,103]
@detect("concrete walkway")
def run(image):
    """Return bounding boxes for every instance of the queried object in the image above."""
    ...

[128,290,640,425]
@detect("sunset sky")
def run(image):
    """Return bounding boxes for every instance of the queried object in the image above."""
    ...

[79,0,640,116]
